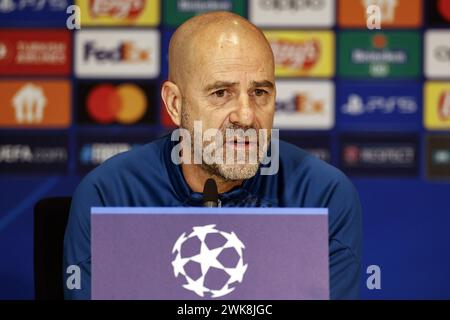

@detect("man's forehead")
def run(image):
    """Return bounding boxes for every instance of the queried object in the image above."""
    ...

[199,69,273,87]
[193,59,273,86]
[191,31,273,68]
[210,59,269,72]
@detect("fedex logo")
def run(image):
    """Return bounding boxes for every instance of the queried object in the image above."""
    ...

[274,80,334,130]
[75,29,160,78]
[83,41,151,63]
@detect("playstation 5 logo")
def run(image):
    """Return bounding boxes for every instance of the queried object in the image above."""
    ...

[342,94,417,115]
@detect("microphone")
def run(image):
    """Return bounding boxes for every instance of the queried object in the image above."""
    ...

[203,178,219,207]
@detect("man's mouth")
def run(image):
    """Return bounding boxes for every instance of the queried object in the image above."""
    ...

[225,138,257,150]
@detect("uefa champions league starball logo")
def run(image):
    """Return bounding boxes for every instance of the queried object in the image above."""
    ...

[171,224,248,298]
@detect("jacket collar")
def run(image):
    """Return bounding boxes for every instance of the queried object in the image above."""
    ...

[163,134,271,207]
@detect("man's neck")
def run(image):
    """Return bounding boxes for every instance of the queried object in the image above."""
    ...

[181,163,243,194]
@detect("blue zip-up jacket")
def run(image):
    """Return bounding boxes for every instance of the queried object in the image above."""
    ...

[63,134,362,299]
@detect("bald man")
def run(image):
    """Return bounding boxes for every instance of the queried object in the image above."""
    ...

[64,12,362,300]
[163,12,280,195]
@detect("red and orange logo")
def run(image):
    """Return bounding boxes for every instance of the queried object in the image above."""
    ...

[0,81,71,128]
[86,83,148,124]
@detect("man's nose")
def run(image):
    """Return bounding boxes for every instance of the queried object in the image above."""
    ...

[229,94,255,127]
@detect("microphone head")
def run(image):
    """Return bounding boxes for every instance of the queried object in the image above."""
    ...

[203,178,218,204]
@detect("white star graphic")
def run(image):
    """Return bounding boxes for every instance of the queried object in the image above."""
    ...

[210,285,236,298]
[171,252,189,277]
[189,224,218,242]
[190,241,224,275]
[183,275,209,297]
[172,232,188,254]
[225,259,248,284]
[221,231,246,256]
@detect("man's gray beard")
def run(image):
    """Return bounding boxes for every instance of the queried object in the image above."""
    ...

[195,136,266,181]
[180,106,267,181]
[201,153,261,181]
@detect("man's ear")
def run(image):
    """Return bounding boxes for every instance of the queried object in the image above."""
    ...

[161,81,182,126]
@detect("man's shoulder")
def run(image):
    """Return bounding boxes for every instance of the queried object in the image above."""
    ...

[277,140,361,243]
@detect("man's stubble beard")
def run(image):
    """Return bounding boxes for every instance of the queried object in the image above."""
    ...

[180,104,269,182]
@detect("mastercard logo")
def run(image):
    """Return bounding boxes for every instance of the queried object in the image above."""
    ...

[86,83,147,124]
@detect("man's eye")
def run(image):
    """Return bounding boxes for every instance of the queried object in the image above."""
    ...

[213,90,227,98]
[254,89,267,96]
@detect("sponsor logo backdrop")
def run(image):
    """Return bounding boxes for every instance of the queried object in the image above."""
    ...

[0,0,450,300]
